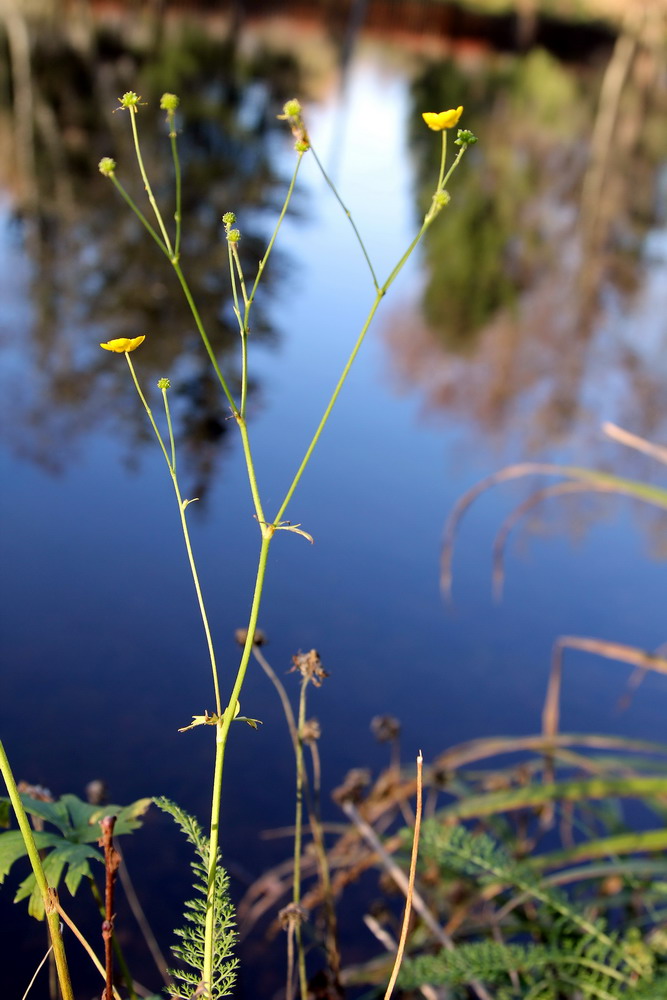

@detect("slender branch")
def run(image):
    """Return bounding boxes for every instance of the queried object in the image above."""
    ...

[54,896,123,1000]
[100,815,120,1000]
[293,679,309,1000]
[21,942,53,1000]
[247,153,304,309]
[166,111,183,258]
[126,356,223,715]
[203,535,273,990]
[274,142,470,526]
[108,175,168,254]
[171,259,239,413]
[310,144,379,291]
[384,751,423,1000]
[0,740,74,1000]
[127,105,173,255]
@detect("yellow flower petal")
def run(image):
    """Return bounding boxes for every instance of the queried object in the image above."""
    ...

[422,106,464,131]
[100,335,146,353]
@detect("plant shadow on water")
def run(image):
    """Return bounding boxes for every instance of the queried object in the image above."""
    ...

[1,3,667,998]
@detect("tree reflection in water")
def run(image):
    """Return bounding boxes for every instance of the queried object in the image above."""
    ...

[0,10,306,495]
[392,7,667,459]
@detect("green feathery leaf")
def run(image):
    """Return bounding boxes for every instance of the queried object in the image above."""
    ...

[156,797,238,999]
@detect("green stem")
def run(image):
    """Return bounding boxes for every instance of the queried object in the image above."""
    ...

[126,355,222,716]
[203,534,272,992]
[246,152,304,310]
[227,242,249,419]
[167,114,182,259]
[0,740,74,1000]
[236,415,267,526]
[310,144,380,291]
[163,383,177,472]
[127,105,173,255]
[293,679,309,1000]
[437,130,448,191]
[274,290,383,525]
[171,259,239,414]
[274,143,470,527]
[109,175,168,255]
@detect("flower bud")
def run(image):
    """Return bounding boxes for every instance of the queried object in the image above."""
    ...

[98,157,116,177]
[160,93,180,112]
[454,128,478,148]
[157,377,170,390]
[119,91,141,109]
[282,99,302,118]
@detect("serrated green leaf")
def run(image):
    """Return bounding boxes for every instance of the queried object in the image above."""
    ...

[15,847,69,919]
[0,830,61,882]
[13,840,102,919]
[60,843,102,895]
[61,794,103,840]
[82,797,152,842]
[18,795,70,834]
[113,797,152,834]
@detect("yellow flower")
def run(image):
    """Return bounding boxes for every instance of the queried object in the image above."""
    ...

[422,107,463,131]
[100,336,146,353]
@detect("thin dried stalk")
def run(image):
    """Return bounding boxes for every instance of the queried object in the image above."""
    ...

[383,752,423,1000]
[602,421,667,465]
[491,481,615,599]
[340,800,493,1000]
[542,637,667,740]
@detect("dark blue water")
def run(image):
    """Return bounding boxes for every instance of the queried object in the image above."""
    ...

[1,34,666,998]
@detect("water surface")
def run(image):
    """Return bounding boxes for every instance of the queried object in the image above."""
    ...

[1,17,666,996]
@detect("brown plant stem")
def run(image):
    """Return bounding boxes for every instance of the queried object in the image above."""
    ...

[383,751,423,1000]
[100,815,120,1000]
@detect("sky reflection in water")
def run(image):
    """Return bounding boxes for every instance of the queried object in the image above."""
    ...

[1,30,666,997]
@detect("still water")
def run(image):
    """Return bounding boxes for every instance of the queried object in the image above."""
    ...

[1,15,666,997]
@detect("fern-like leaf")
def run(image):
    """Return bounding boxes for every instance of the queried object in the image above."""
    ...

[156,797,238,999]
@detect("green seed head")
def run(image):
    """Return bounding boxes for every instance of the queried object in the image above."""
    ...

[157,377,171,390]
[227,229,241,244]
[98,157,116,177]
[119,91,141,109]
[294,139,310,153]
[222,211,236,227]
[160,93,180,112]
[454,128,478,148]
[282,99,302,118]
[434,191,451,207]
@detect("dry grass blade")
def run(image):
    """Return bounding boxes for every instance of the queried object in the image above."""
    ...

[340,800,494,1000]
[603,421,667,465]
[432,731,667,774]
[383,751,423,1000]
[21,943,53,1000]
[442,461,667,599]
[542,636,667,741]
[491,481,616,599]
[441,463,564,598]
[53,899,122,1000]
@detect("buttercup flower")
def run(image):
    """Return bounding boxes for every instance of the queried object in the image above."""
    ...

[100,336,146,353]
[422,107,464,131]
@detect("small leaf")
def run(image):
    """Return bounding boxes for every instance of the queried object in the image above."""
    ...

[61,794,104,841]
[235,717,263,730]
[19,796,70,834]
[15,842,102,919]
[0,830,61,883]
[0,799,10,828]
[178,711,219,733]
